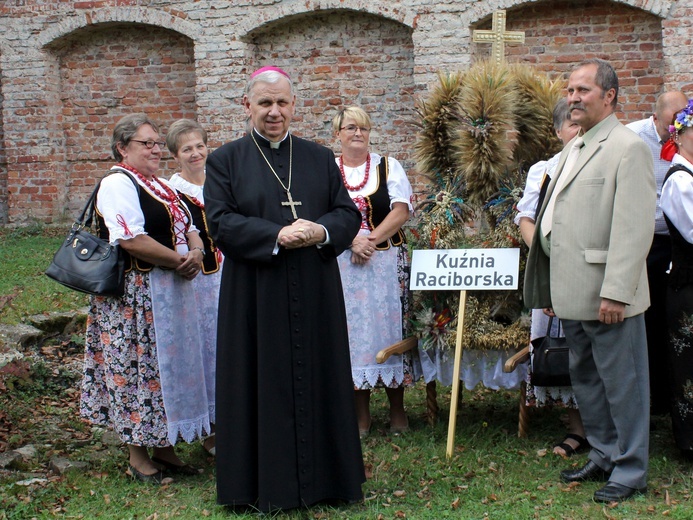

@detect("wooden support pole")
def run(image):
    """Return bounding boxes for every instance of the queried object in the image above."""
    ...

[445,290,467,459]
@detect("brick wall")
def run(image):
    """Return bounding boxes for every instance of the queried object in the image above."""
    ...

[54,23,196,216]
[0,0,688,224]
[0,75,5,223]
[249,10,421,189]
[481,0,665,122]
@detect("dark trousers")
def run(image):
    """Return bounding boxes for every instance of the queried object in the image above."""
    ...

[645,234,672,415]
[564,316,650,489]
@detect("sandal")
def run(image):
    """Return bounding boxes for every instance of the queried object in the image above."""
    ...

[127,464,167,484]
[151,457,200,476]
[553,433,589,458]
[202,434,216,456]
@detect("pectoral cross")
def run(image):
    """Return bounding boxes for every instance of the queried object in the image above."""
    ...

[282,190,302,220]
[472,10,525,65]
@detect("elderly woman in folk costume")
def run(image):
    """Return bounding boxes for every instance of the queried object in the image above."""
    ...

[81,113,210,483]
[166,118,221,457]
[514,99,588,458]
[332,106,414,437]
[661,99,693,461]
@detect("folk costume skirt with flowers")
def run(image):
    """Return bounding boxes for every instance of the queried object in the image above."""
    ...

[337,230,414,390]
[80,269,214,446]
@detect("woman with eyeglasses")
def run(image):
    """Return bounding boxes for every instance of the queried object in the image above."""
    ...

[80,114,205,484]
[332,106,414,437]
[166,118,220,457]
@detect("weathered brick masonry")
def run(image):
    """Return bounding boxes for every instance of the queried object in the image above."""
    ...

[0,0,688,224]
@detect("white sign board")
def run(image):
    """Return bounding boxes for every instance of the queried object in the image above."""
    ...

[410,248,520,291]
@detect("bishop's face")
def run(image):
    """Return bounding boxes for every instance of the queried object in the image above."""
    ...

[244,78,296,142]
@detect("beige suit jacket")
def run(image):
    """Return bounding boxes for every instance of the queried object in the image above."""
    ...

[523,114,656,320]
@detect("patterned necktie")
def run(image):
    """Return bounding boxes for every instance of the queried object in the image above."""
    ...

[541,137,584,237]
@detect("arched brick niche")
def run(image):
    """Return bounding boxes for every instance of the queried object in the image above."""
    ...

[47,22,197,217]
[472,0,664,122]
[245,9,423,189]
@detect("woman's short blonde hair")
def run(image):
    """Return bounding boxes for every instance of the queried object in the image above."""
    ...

[332,106,372,134]
[165,119,207,156]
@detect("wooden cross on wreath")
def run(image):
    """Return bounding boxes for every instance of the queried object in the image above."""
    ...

[472,9,525,64]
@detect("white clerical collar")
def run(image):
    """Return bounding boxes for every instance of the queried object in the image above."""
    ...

[253,129,289,149]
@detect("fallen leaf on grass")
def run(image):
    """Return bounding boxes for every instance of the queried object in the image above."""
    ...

[394,511,406,518]
[451,497,460,509]
[537,448,548,457]
[393,490,406,498]
[364,462,374,479]
[14,478,48,486]
[666,489,671,505]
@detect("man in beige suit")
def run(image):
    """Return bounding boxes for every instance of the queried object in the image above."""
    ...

[524,59,656,503]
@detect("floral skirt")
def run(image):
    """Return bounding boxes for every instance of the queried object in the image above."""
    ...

[666,282,693,452]
[80,270,170,447]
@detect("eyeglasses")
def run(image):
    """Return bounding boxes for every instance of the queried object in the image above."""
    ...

[131,139,166,149]
[340,125,371,134]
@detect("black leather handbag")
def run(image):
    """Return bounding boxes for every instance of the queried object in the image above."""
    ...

[45,172,136,297]
[530,316,571,387]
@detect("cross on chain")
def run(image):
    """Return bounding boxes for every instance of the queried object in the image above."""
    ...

[472,10,526,65]
[281,190,302,220]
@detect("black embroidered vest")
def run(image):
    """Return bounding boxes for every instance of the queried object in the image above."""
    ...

[95,174,187,273]
[663,163,693,289]
[365,156,406,250]
[178,192,220,275]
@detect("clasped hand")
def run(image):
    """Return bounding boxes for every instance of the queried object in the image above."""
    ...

[350,235,376,265]
[176,249,204,280]
[278,219,325,249]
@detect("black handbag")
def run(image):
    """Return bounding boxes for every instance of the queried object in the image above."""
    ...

[45,172,137,297]
[530,316,571,387]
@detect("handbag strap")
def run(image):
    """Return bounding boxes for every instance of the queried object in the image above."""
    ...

[545,315,563,338]
[77,170,139,229]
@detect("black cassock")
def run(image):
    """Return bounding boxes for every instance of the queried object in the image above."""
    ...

[205,132,365,511]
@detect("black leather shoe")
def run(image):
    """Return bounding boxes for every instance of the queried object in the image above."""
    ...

[594,482,647,503]
[560,460,611,483]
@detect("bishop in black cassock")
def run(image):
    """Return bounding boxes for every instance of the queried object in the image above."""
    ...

[204,66,365,512]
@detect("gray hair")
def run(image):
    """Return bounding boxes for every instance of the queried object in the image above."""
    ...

[165,119,207,156]
[552,98,571,131]
[111,113,160,162]
[245,70,294,99]
[576,58,619,107]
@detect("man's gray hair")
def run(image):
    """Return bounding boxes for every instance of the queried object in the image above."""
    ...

[245,70,294,98]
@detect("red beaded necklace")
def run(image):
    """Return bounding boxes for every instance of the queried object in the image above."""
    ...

[185,194,204,209]
[339,154,371,191]
[115,163,188,228]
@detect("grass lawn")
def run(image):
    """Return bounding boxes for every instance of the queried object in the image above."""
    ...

[1,228,692,519]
